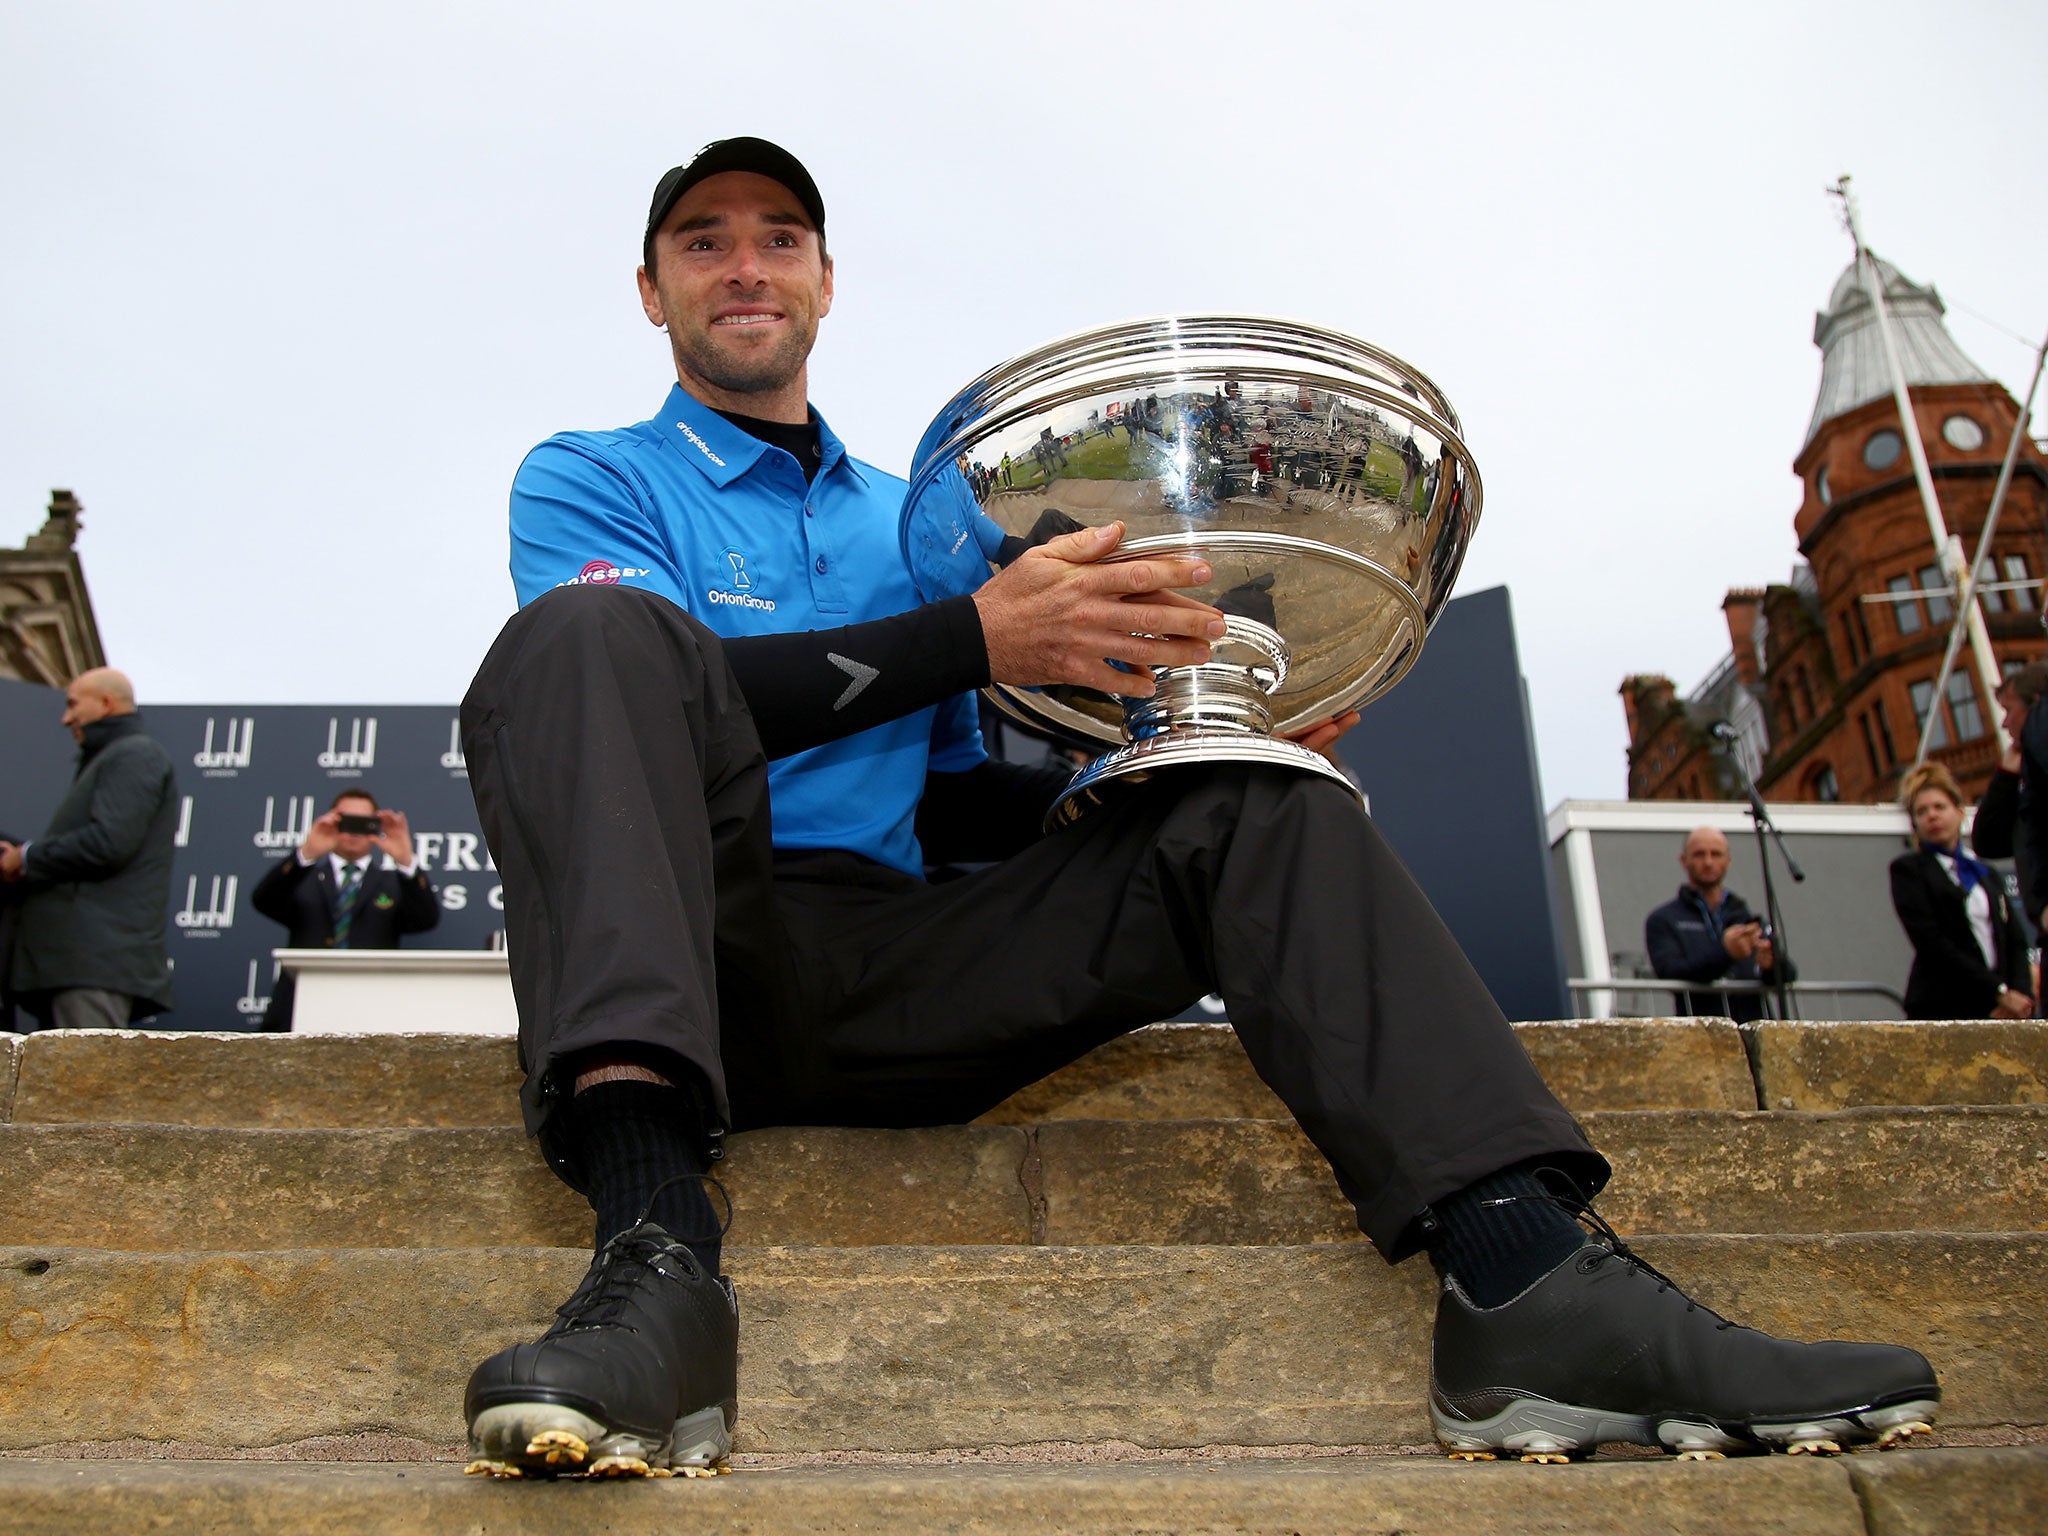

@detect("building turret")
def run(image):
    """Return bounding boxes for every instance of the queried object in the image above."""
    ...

[1623,255,2048,805]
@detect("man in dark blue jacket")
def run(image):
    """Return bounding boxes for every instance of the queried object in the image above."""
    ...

[1643,826,1783,1023]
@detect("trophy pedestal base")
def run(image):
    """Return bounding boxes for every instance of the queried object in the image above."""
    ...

[1048,733,1362,829]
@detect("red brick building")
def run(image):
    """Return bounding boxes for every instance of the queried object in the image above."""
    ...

[1624,258,2048,805]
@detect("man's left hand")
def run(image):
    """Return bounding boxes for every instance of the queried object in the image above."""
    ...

[1282,712,1362,767]
[0,842,22,882]
[374,810,415,868]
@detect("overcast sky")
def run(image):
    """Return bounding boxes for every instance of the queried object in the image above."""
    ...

[5,1,2044,807]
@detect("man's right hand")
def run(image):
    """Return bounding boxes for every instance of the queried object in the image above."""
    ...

[298,810,342,863]
[971,521,1226,696]
[0,842,21,882]
[1723,921,1763,961]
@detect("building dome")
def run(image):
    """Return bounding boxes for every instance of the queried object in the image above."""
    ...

[1805,255,1989,445]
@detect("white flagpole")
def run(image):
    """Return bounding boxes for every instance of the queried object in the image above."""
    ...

[1832,176,2012,761]
[1911,323,2048,763]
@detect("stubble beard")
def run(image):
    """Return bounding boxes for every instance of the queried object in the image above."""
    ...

[671,315,815,400]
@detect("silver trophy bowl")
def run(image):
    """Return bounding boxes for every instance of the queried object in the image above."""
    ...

[901,315,1481,825]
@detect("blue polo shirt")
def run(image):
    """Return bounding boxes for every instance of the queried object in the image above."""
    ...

[508,384,986,876]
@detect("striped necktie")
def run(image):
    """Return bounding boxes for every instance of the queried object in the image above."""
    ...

[334,863,363,947]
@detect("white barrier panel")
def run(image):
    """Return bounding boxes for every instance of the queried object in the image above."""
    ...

[277,949,516,1035]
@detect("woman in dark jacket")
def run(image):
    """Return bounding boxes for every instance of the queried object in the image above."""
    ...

[1891,762,2034,1021]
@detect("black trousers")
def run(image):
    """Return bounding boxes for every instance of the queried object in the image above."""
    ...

[461,587,1605,1261]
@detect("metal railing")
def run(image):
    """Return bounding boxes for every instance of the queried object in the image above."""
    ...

[1565,977,1907,1020]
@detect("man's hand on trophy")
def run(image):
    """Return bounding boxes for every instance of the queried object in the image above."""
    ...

[973,520,1226,696]
[1282,711,1362,766]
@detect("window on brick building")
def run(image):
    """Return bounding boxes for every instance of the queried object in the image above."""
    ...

[1889,576,1922,635]
[1865,429,1903,470]
[1808,763,1840,803]
[1946,672,1985,741]
[1858,713,1883,777]
[1919,565,1953,624]
[1855,604,1875,656]
[1794,667,1814,720]
[2005,554,2036,612]
[1872,699,1898,766]
[1839,613,1860,668]
[1910,679,1951,749]
[1976,558,2005,614]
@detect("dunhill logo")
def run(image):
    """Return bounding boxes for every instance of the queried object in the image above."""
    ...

[174,796,194,849]
[319,716,378,774]
[194,717,255,773]
[254,796,317,852]
[440,718,467,773]
[236,959,274,1018]
[174,874,238,933]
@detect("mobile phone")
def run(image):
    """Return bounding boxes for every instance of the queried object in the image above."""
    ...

[336,813,382,836]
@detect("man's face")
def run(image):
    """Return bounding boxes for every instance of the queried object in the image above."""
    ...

[60,680,114,743]
[1999,685,2029,740]
[637,171,832,408]
[332,797,378,862]
[1680,830,1730,892]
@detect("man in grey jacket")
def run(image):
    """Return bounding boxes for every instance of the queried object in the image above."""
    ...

[0,668,178,1029]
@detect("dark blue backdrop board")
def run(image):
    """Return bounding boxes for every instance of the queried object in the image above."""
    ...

[1,686,497,1029]
[1333,585,1570,1021]
[0,584,1567,1028]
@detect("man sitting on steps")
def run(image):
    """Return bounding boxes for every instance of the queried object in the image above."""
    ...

[456,136,1940,1478]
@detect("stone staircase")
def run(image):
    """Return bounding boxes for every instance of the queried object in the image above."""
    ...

[0,1017,2042,1533]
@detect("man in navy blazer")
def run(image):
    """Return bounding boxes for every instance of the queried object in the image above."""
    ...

[250,788,440,1030]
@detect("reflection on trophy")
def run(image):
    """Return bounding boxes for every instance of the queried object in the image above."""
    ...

[901,316,1482,826]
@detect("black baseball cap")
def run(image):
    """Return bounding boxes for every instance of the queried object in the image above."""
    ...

[643,137,826,268]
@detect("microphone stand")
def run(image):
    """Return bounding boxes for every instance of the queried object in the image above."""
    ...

[1716,736,1804,1019]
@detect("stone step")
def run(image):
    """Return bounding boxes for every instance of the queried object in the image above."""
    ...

[1034,1106,2048,1247]
[1753,1021,2048,1111]
[2,1106,2040,1253]
[1,1235,2038,1454]
[12,1021,2046,1134]
[1,1020,1766,1130]
[0,1447,2041,1536]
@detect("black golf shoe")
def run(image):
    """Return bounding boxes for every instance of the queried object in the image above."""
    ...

[463,1220,738,1479]
[1431,1229,1939,1463]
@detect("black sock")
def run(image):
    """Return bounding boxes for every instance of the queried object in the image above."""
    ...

[560,1079,723,1274]
[1427,1162,1588,1308]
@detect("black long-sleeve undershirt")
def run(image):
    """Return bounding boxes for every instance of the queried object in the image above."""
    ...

[707,411,1069,856]
[720,595,991,761]
[723,601,1073,863]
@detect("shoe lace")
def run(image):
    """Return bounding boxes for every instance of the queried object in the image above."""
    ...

[549,1173,734,1336]
[1483,1178,1738,1331]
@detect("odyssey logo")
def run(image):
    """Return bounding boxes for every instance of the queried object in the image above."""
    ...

[557,560,652,588]
[319,716,378,775]
[675,419,727,467]
[237,959,276,1018]
[194,717,255,775]
[441,717,468,774]
[708,547,776,611]
[254,795,317,852]
[175,874,239,934]
[174,796,195,849]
